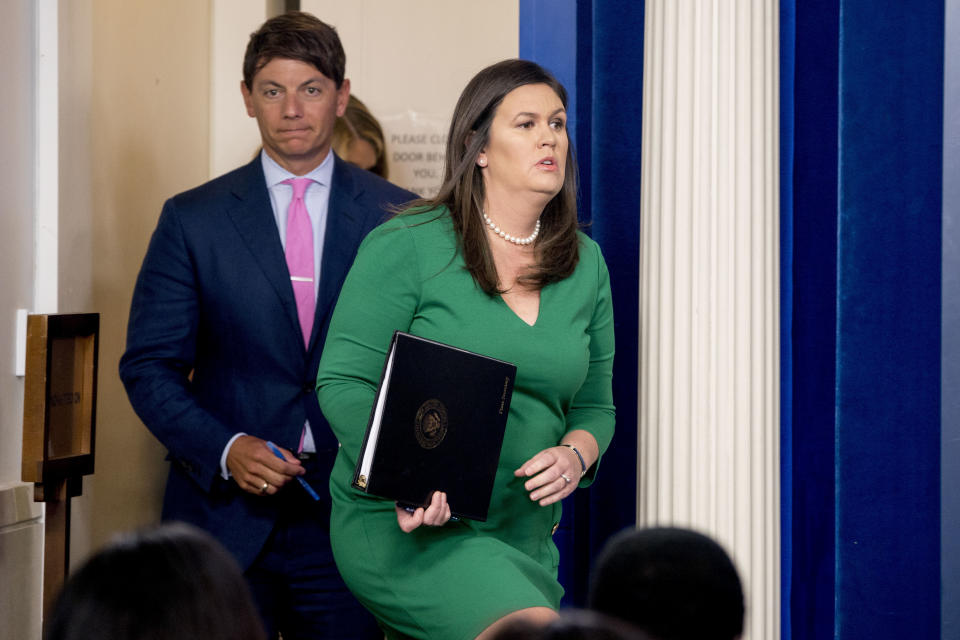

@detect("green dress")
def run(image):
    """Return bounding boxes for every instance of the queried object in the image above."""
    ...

[316,209,615,639]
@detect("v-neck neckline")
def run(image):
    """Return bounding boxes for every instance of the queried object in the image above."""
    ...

[498,288,542,328]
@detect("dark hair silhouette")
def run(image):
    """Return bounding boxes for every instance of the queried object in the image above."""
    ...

[45,523,265,640]
[588,527,745,640]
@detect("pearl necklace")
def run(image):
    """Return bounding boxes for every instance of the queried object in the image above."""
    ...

[482,210,541,246]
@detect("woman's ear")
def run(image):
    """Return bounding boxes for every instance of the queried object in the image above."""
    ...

[466,130,486,167]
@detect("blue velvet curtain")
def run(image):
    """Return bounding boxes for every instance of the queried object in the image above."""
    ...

[780,1,840,637]
[520,0,645,607]
[783,1,943,638]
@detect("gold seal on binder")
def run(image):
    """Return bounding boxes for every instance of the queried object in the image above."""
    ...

[414,399,448,449]
[357,474,367,489]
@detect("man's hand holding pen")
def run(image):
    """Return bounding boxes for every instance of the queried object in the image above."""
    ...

[226,436,306,497]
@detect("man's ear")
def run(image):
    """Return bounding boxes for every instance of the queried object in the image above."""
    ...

[336,78,351,117]
[241,80,255,118]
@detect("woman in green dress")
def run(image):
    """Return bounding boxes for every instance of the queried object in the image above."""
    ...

[316,59,616,639]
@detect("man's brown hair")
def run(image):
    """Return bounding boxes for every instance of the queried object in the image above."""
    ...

[243,11,345,89]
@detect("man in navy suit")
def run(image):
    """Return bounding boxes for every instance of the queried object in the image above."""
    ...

[119,12,414,639]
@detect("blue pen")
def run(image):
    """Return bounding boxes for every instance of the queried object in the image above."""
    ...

[266,441,320,501]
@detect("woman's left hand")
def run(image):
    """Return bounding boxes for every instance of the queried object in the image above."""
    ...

[395,490,452,532]
[514,446,581,506]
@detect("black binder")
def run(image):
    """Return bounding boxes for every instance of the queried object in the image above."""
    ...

[352,331,516,521]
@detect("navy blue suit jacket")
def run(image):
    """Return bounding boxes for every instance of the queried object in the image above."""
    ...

[119,155,415,569]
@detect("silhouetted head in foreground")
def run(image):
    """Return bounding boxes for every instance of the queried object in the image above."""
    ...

[45,522,265,640]
[588,527,744,640]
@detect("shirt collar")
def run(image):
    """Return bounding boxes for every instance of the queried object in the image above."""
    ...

[261,148,335,189]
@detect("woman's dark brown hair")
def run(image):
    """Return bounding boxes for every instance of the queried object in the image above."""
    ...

[404,59,581,295]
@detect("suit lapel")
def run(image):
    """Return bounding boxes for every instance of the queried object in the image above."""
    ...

[309,157,366,352]
[225,158,303,343]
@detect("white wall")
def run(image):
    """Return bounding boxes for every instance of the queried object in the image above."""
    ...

[59,0,94,317]
[306,0,518,122]
[82,0,211,559]
[209,0,269,178]
[0,0,38,487]
[0,1,44,637]
[306,0,518,195]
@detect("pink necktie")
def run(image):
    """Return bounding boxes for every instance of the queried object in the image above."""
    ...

[283,178,315,348]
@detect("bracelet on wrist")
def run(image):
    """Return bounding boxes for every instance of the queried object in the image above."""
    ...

[560,443,587,477]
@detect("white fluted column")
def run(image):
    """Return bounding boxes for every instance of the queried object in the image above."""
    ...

[638,2,779,639]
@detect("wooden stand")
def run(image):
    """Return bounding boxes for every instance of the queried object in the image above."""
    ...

[36,477,82,621]
[21,313,99,630]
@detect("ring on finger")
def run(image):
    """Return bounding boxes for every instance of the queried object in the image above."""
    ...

[260,481,270,494]
[560,473,572,484]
